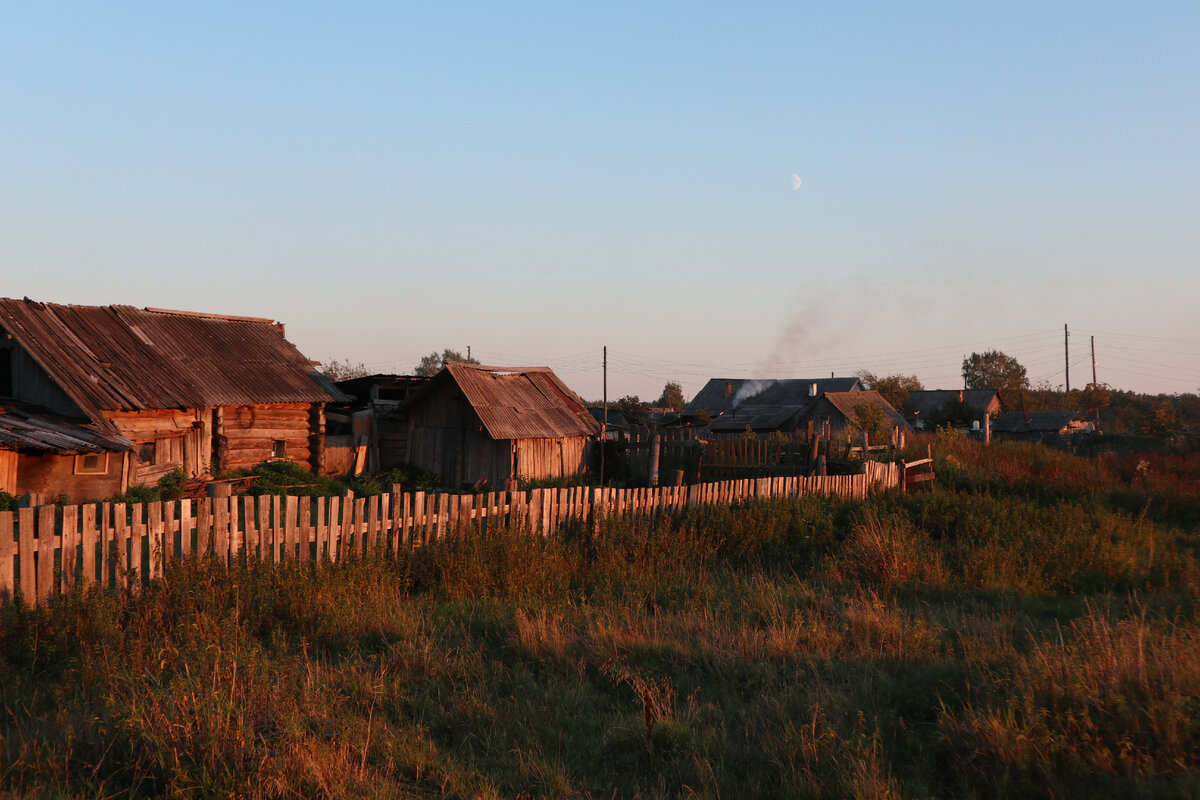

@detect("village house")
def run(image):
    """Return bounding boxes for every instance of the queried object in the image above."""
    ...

[798,390,912,441]
[903,389,1003,431]
[990,411,1094,444]
[398,363,601,488]
[682,377,863,437]
[0,298,346,501]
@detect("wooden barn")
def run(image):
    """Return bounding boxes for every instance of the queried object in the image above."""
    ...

[0,298,346,501]
[400,363,601,488]
[325,374,430,476]
[798,391,911,440]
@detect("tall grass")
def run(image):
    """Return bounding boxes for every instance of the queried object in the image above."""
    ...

[1,441,1199,797]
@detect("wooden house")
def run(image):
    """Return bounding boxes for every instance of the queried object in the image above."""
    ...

[0,298,346,501]
[903,389,1003,431]
[797,391,912,440]
[683,377,863,437]
[990,411,1094,444]
[399,363,601,487]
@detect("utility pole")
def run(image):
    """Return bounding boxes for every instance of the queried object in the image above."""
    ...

[600,346,607,486]
[1064,324,1070,393]
[1092,335,1101,432]
[1091,336,1097,386]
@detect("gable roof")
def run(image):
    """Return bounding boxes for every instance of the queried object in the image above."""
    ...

[0,401,131,453]
[410,363,601,440]
[991,411,1079,434]
[903,390,1002,419]
[0,298,346,423]
[683,377,862,417]
[818,391,912,432]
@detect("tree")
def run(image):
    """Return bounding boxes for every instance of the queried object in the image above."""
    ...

[319,358,370,382]
[414,348,480,377]
[847,402,889,442]
[656,381,686,412]
[616,395,650,426]
[856,370,923,412]
[961,350,1029,393]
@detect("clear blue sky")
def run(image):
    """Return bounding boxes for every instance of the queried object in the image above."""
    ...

[4,2,1198,401]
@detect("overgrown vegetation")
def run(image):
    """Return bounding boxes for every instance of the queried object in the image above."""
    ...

[2,437,1198,797]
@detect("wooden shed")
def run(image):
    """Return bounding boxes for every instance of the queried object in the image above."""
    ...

[400,363,601,488]
[0,401,132,500]
[0,298,347,501]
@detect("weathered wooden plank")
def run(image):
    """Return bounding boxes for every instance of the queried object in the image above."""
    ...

[353,497,367,557]
[298,496,312,561]
[80,504,98,587]
[283,495,299,561]
[256,495,271,561]
[112,503,130,591]
[410,492,425,547]
[17,508,35,602]
[213,496,229,565]
[0,512,14,601]
[314,496,329,560]
[146,501,164,580]
[242,496,257,560]
[60,504,78,593]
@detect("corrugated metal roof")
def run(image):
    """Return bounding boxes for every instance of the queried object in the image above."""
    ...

[0,298,346,423]
[683,377,862,417]
[0,402,131,453]
[707,404,805,432]
[432,363,601,440]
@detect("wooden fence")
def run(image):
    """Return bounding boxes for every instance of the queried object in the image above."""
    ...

[0,462,901,606]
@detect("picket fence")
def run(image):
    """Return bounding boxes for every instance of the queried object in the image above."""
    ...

[0,462,900,606]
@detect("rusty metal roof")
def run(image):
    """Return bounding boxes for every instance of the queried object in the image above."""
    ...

[0,401,131,453]
[0,298,346,423]
[428,363,601,440]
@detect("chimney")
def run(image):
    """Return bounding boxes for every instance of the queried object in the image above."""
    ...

[809,382,818,397]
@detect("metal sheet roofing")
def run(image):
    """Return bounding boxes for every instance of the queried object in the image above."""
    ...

[683,377,862,417]
[0,298,346,422]
[0,402,131,453]
[434,363,601,440]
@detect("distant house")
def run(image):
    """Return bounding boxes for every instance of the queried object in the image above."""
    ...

[903,390,1003,431]
[399,363,601,487]
[0,298,346,501]
[798,391,912,440]
[587,407,631,438]
[683,377,863,437]
[990,411,1094,444]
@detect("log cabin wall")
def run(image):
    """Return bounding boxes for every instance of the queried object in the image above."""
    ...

[214,402,315,472]
[103,408,210,484]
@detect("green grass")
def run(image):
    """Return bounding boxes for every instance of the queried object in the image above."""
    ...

[2,439,1199,798]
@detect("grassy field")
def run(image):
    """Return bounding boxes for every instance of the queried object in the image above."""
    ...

[1,436,1198,798]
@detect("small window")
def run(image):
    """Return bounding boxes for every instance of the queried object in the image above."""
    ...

[272,440,287,459]
[74,453,109,475]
